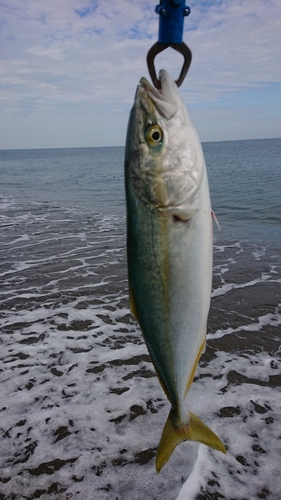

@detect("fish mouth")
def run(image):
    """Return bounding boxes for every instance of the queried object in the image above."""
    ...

[137,70,178,120]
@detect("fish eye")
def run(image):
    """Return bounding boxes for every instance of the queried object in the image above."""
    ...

[145,124,163,148]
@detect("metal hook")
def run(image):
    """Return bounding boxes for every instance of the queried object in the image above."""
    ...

[147,41,192,89]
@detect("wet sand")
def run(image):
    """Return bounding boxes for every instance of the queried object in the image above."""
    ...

[1,206,281,499]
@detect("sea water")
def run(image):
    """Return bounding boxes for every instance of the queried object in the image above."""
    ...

[0,139,280,499]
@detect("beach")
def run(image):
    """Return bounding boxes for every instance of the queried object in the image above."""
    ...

[1,140,280,499]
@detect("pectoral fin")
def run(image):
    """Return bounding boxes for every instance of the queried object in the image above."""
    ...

[170,207,198,223]
[156,410,226,473]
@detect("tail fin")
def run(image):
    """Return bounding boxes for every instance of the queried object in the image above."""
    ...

[156,410,226,472]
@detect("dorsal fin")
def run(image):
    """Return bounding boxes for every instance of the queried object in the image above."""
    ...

[129,281,140,324]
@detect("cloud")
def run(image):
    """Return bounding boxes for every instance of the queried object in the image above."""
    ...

[0,0,280,148]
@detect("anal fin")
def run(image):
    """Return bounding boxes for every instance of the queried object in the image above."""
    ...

[185,336,206,395]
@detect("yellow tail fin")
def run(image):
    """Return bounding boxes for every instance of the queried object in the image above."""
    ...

[156,410,226,472]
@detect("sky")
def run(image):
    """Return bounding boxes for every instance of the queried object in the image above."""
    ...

[0,0,281,149]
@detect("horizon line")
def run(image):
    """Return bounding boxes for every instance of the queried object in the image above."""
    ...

[0,137,280,152]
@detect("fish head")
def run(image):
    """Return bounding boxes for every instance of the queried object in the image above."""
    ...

[125,69,205,210]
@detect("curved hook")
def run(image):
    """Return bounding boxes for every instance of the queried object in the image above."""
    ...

[147,42,192,89]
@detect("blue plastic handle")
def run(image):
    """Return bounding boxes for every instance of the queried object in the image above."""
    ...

[155,0,190,44]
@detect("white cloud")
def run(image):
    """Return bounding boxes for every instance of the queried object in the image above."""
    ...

[0,0,280,148]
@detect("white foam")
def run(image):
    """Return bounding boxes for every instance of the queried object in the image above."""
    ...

[208,306,281,340]
[176,347,281,500]
[212,273,280,297]
[1,200,281,499]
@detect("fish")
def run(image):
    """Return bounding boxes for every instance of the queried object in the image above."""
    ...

[124,69,226,472]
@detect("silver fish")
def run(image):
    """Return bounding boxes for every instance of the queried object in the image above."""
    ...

[124,69,226,472]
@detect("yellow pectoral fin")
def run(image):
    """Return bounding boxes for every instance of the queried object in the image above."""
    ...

[129,281,140,324]
[185,336,206,396]
[156,409,226,473]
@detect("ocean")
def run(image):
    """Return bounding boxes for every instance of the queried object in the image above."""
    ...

[0,138,280,500]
